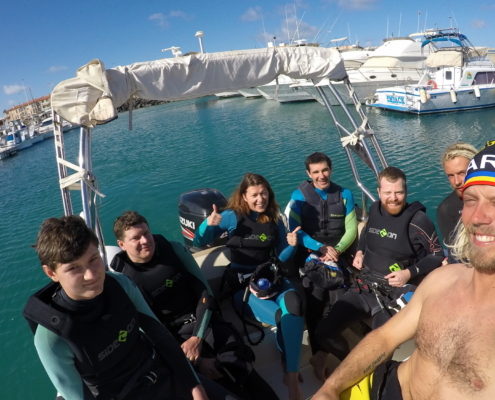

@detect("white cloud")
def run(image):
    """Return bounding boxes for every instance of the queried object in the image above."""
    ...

[3,85,24,95]
[169,10,193,20]
[46,66,67,73]
[149,13,169,28]
[324,0,377,10]
[471,19,486,28]
[241,7,263,22]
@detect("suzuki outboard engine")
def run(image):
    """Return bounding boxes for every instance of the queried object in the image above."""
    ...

[179,188,228,251]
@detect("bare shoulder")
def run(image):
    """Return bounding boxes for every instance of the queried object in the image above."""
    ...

[418,263,471,295]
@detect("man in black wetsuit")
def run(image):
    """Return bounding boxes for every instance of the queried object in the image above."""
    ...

[314,167,444,361]
[110,211,278,400]
[437,142,477,258]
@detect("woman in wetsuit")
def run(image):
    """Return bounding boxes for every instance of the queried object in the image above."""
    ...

[193,173,304,400]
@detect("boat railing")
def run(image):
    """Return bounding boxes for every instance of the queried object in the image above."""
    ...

[313,76,388,214]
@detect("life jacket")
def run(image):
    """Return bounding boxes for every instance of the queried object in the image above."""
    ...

[298,181,346,247]
[363,201,426,277]
[23,274,150,399]
[226,212,278,266]
[111,235,196,322]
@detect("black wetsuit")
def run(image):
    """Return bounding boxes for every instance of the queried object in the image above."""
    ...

[437,190,463,261]
[111,237,278,400]
[315,202,444,360]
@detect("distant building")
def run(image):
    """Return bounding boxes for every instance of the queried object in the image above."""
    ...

[6,95,51,122]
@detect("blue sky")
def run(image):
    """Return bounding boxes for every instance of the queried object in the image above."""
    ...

[3,0,495,112]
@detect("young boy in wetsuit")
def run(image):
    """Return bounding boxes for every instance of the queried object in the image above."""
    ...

[23,215,237,400]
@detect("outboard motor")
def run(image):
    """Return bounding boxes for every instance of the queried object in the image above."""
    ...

[179,188,228,251]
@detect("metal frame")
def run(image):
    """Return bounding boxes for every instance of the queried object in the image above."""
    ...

[314,77,389,218]
[52,115,108,267]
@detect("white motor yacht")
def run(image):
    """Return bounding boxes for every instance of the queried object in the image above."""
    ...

[38,116,77,139]
[296,34,434,105]
[369,29,495,114]
[0,128,34,160]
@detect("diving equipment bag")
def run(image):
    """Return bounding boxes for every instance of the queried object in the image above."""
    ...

[301,253,345,290]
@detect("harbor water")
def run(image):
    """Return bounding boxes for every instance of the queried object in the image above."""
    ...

[2,96,495,399]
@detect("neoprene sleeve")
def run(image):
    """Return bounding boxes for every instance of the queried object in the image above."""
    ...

[33,271,200,400]
[169,241,213,338]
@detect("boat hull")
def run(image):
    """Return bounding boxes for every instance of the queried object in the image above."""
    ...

[371,86,495,114]
[257,84,314,103]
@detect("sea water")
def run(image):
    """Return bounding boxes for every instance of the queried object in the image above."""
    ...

[2,96,495,399]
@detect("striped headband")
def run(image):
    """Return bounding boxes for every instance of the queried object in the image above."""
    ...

[462,141,495,193]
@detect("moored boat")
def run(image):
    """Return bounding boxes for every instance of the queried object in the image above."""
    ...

[368,28,495,114]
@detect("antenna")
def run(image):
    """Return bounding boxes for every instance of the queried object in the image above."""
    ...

[285,5,290,43]
[398,13,402,37]
[417,11,420,32]
[386,16,389,38]
[347,23,351,43]
[423,10,428,32]
[313,12,333,43]
[262,16,267,46]
[451,11,459,29]
[322,9,345,46]
[294,4,299,41]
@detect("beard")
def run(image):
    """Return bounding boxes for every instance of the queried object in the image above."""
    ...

[381,199,406,215]
[466,225,495,271]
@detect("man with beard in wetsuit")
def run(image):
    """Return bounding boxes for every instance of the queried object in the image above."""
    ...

[313,141,495,400]
[313,166,444,363]
[110,211,278,400]
[437,143,477,259]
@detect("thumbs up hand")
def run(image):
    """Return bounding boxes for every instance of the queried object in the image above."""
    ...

[287,226,301,247]
[207,204,222,226]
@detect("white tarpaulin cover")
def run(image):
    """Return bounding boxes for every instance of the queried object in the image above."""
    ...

[52,47,345,127]
[426,51,463,68]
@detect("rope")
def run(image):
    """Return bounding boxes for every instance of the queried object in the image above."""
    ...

[56,158,105,198]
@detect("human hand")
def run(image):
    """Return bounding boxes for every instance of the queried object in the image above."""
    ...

[319,245,339,262]
[207,204,222,226]
[352,251,364,270]
[198,357,224,380]
[181,336,202,362]
[287,226,301,247]
[384,269,411,287]
[192,384,209,400]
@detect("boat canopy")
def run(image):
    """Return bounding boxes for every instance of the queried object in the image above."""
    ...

[425,47,489,68]
[51,47,345,128]
[426,50,463,68]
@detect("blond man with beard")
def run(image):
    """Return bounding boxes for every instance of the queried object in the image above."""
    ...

[312,167,443,365]
[312,143,495,400]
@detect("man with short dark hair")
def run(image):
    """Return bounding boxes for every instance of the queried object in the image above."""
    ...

[437,142,477,252]
[313,166,443,364]
[313,143,495,400]
[111,211,277,400]
[23,215,214,400]
[287,152,357,381]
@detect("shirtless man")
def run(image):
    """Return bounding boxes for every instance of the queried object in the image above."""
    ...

[313,141,495,400]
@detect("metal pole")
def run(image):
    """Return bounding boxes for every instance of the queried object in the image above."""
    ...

[325,81,382,177]
[52,111,73,216]
[79,127,92,228]
[315,85,376,202]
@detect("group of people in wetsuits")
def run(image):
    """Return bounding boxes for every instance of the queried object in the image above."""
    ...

[23,145,477,400]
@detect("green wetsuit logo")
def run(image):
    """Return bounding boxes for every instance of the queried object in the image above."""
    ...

[118,330,128,342]
[259,233,267,241]
[166,279,174,287]
[389,263,401,272]
[380,229,388,237]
